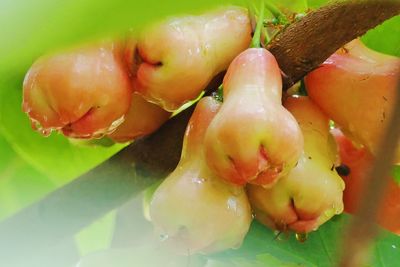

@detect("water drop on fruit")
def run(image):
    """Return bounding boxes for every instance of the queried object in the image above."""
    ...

[192,177,206,184]
[295,232,308,243]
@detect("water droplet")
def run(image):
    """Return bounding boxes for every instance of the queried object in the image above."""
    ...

[40,128,52,137]
[109,115,125,131]
[159,234,169,242]
[392,245,397,249]
[227,197,237,212]
[231,241,242,249]
[30,117,53,136]
[324,209,334,218]
[295,233,308,243]
[24,106,32,113]
[192,177,206,184]
[91,131,106,139]
[30,119,41,131]
[331,203,342,216]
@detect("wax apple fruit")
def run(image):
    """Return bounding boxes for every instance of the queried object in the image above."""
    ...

[204,48,303,186]
[23,42,132,138]
[247,97,344,233]
[333,129,400,234]
[133,7,252,111]
[305,39,400,163]
[108,93,171,142]
[149,97,252,254]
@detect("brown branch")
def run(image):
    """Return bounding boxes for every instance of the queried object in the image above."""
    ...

[268,0,400,89]
[0,1,399,265]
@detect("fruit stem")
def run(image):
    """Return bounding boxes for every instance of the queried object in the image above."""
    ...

[213,84,224,102]
[250,0,265,48]
[262,26,270,46]
[298,79,308,96]
[265,1,288,25]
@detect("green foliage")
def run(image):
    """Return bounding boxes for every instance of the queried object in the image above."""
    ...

[206,254,304,266]
[0,0,244,75]
[393,166,400,185]
[142,180,163,221]
[75,211,116,256]
[262,0,307,25]
[75,214,400,267]
[306,0,330,9]
[0,133,56,220]
[362,15,400,57]
[211,216,400,267]
[76,245,205,267]
[269,0,307,13]
[250,0,266,48]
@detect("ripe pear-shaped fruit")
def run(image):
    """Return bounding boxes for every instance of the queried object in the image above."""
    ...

[132,7,252,111]
[149,96,252,254]
[108,93,171,142]
[332,129,400,234]
[204,48,303,186]
[305,39,400,163]
[23,41,132,138]
[247,96,344,233]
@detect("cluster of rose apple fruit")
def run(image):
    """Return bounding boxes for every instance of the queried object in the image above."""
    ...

[22,6,399,254]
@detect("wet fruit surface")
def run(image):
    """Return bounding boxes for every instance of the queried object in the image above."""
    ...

[149,97,252,254]
[305,39,400,163]
[23,42,132,138]
[132,7,252,111]
[333,129,400,234]
[108,93,171,142]
[204,48,303,186]
[248,96,344,233]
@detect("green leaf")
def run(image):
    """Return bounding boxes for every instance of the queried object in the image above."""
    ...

[75,211,116,256]
[362,15,400,57]
[0,0,244,74]
[211,215,400,267]
[0,133,56,220]
[76,245,205,267]
[393,166,400,185]
[142,180,163,221]
[269,0,308,14]
[306,0,330,9]
[206,254,304,267]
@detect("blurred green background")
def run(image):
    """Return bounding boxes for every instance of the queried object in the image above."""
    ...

[0,0,399,266]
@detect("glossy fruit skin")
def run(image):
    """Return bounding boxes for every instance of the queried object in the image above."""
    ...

[149,97,252,254]
[332,129,400,234]
[108,93,171,142]
[23,41,132,138]
[132,7,252,111]
[247,96,344,233]
[305,39,400,163]
[204,48,303,186]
